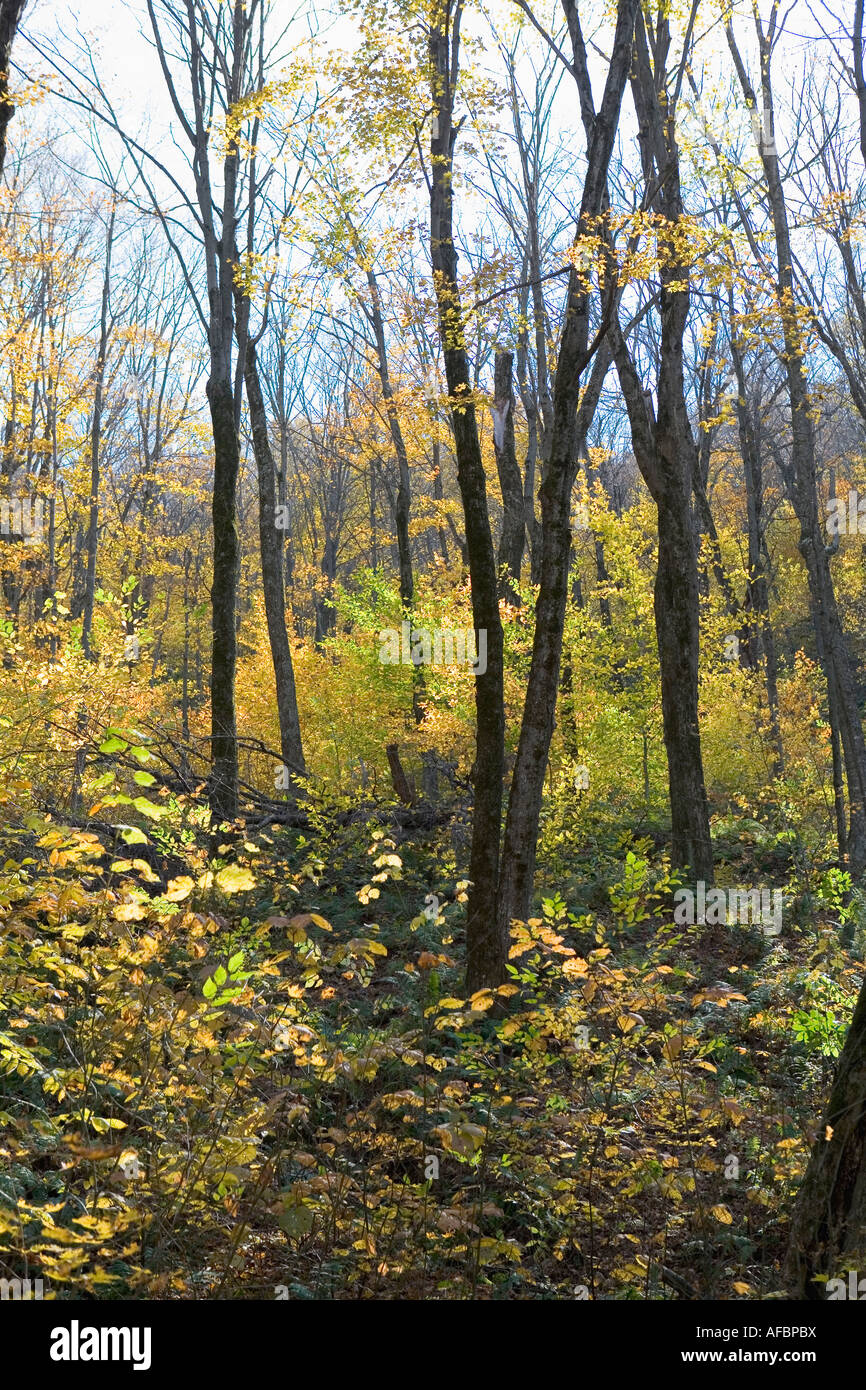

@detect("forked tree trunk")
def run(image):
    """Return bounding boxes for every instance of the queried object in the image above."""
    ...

[494,0,637,943]
[608,9,714,884]
[429,0,506,990]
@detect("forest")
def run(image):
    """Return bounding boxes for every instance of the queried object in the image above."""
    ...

[0,0,865,1319]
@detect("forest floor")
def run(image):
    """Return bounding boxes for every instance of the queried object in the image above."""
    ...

[0,780,858,1300]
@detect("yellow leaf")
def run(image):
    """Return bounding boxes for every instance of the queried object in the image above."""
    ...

[562,956,589,979]
[468,989,494,1012]
[132,858,161,884]
[617,1012,643,1034]
[721,1098,746,1126]
[215,865,256,894]
[165,876,195,902]
[113,903,146,921]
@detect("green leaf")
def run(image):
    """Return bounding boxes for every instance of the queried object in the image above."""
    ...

[132,796,163,820]
[99,737,127,754]
[279,1202,314,1239]
[132,770,157,787]
[202,976,217,999]
[118,825,148,847]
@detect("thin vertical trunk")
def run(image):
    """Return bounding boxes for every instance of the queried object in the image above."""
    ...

[81,204,115,662]
[584,450,613,629]
[314,532,338,647]
[145,0,252,819]
[182,550,191,746]
[727,287,784,773]
[854,0,866,173]
[491,350,525,605]
[47,388,58,659]
[515,276,543,576]
[429,397,450,564]
[242,334,305,792]
[208,367,241,816]
[360,266,424,721]
[364,265,414,612]
[369,464,378,569]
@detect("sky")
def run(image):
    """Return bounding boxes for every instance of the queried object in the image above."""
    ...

[15,0,856,208]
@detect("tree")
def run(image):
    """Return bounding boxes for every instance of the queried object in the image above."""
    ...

[607,1,714,885]
[81,202,116,661]
[727,4,866,877]
[0,0,26,179]
[494,0,639,954]
[428,0,507,988]
[29,0,307,818]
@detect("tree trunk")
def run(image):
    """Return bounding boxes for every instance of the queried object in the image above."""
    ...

[208,370,241,818]
[242,334,305,794]
[607,9,714,884]
[491,350,525,605]
[429,0,506,991]
[0,0,26,179]
[728,286,784,772]
[494,0,637,942]
[365,265,415,613]
[81,205,115,662]
[313,532,338,647]
[727,17,866,875]
[786,984,866,1295]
